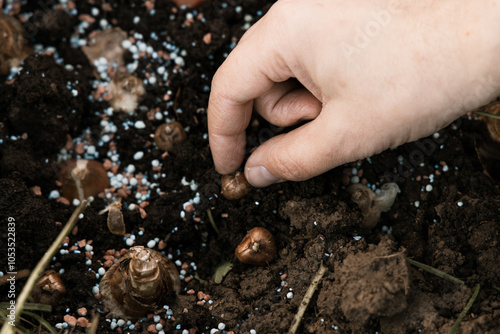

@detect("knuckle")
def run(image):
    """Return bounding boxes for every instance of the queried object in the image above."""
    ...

[272,147,310,181]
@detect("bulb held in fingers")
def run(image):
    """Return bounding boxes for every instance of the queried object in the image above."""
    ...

[221,172,252,200]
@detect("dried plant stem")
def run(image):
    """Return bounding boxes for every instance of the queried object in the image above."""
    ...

[0,199,89,334]
[288,263,328,334]
[87,313,99,334]
[206,208,220,235]
[0,270,30,286]
[473,110,500,120]
[448,284,481,334]
[407,258,464,285]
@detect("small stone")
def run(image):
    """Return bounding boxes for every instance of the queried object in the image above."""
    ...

[135,120,146,129]
[133,151,144,160]
[76,317,89,327]
[31,186,42,196]
[203,33,212,44]
[64,315,77,327]
[103,159,113,170]
[57,197,70,205]
[77,307,87,316]
[147,324,158,333]
[103,255,115,261]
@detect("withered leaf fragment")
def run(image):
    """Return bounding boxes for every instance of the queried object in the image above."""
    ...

[99,199,125,235]
[31,270,66,306]
[346,183,399,231]
[0,13,32,76]
[475,140,500,181]
[100,246,181,319]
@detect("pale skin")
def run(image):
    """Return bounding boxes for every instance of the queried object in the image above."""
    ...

[208,0,500,187]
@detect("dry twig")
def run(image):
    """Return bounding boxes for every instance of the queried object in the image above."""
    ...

[288,263,328,334]
[0,199,89,334]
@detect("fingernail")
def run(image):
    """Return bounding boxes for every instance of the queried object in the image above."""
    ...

[245,166,283,188]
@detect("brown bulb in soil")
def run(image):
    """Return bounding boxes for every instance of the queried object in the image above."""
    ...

[0,13,32,76]
[59,159,110,201]
[221,172,252,200]
[171,0,206,8]
[100,246,181,319]
[235,227,277,265]
[154,122,187,152]
[99,198,126,235]
[108,73,146,113]
[346,183,399,231]
[31,270,66,306]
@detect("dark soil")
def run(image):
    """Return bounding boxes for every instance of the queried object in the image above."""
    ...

[1,1,500,333]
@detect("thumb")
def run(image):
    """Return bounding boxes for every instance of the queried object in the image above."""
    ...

[244,101,392,187]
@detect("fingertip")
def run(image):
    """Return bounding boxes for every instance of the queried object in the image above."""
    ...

[210,132,247,175]
[245,165,284,188]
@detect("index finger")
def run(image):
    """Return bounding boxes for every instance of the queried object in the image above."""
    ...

[207,16,293,174]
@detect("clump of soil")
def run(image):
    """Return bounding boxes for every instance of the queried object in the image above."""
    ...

[1,1,500,333]
[329,237,410,326]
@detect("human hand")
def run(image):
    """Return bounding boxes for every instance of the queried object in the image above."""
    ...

[208,0,500,187]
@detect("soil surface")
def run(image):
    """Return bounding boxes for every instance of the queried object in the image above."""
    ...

[1,1,500,333]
